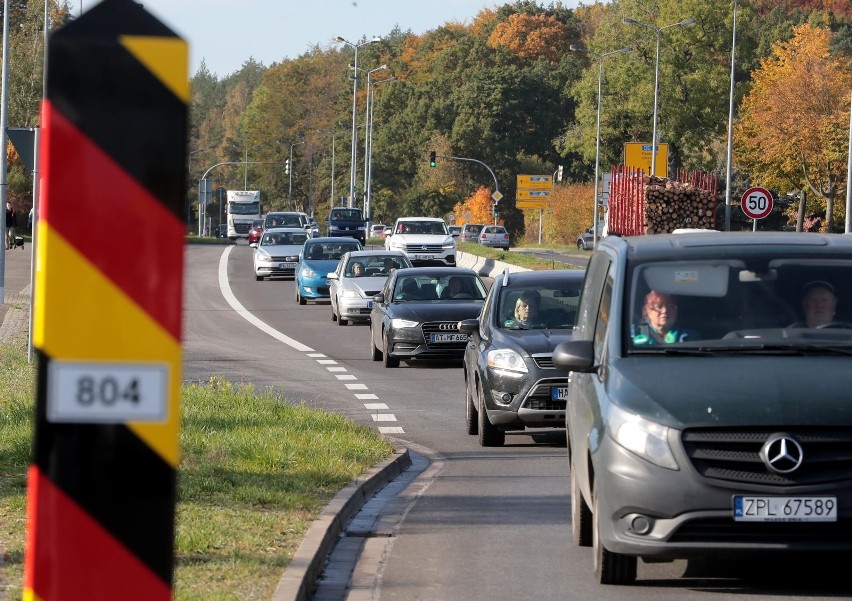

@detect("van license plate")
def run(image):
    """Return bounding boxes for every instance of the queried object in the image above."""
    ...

[551,387,569,400]
[733,496,837,522]
[414,254,433,260]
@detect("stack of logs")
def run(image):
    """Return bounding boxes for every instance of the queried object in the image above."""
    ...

[641,175,716,234]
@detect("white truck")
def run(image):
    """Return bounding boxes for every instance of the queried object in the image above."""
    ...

[385,216,456,266]
[226,190,261,239]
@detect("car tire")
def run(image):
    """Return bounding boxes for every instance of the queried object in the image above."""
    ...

[577,240,585,251]
[256,275,263,281]
[382,331,399,368]
[370,324,382,361]
[338,313,347,326]
[296,288,306,306]
[477,383,504,447]
[503,246,509,251]
[592,490,637,584]
[331,305,337,322]
[465,373,478,435]
[571,453,593,547]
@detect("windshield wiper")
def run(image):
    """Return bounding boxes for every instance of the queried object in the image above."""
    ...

[691,344,852,356]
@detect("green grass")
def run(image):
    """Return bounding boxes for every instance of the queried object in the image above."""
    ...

[0,349,393,600]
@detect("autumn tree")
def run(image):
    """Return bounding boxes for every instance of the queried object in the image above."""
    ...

[735,24,852,230]
[487,13,571,63]
[452,186,495,227]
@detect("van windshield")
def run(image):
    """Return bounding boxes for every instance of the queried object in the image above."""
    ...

[626,258,852,352]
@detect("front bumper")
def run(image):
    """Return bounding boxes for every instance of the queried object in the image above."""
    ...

[256,261,298,278]
[594,434,852,559]
[482,368,567,430]
[338,297,372,321]
[388,325,466,361]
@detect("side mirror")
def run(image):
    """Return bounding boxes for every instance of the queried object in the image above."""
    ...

[249,242,258,248]
[373,293,385,304]
[458,318,479,334]
[327,272,338,280]
[552,341,596,373]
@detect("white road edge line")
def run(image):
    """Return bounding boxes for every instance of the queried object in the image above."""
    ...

[218,246,314,352]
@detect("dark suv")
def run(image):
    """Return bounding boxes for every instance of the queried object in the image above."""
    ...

[554,232,852,585]
[328,207,367,245]
[459,269,584,446]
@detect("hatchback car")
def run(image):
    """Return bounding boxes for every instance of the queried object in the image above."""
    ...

[251,227,308,280]
[369,224,386,239]
[459,269,584,447]
[554,232,852,585]
[478,225,510,250]
[448,225,462,238]
[328,250,412,325]
[369,267,487,367]
[247,219,264,245]
[576,223,604,250]
[295,237,362,304]
[460,223,484,243]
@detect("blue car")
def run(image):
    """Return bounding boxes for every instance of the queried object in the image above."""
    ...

[296,237,362,305]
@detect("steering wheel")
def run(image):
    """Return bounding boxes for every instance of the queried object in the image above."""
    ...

[816,321,852,329]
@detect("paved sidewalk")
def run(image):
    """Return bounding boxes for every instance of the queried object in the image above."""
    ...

[1,245,34,350]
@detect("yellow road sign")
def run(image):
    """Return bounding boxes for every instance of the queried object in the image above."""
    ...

[517,189,550,201]
[516,199,549,209]
[517,174,552,190]
[624,142,668,177]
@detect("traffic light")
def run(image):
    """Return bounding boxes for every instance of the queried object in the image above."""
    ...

[285,158,290,175]
[493,206,498,219]
[429,150,436,168]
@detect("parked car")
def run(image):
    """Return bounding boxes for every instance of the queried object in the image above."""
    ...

[251,227,308,281]
[553,231,852,585]
[448,225,462,238]
[459,269,584,447]
[247,219,264,245]
[369,224,386,239]
[384,217,456,266]
[369,267,487,367]
[295,237,362,305]
[576,223,604,250]
[328,250,412,325]
[478,225,510,250]
[460,223,484,243]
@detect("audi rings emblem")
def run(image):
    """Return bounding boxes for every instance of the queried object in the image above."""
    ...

[438,323,458,331]
[760,435,804,474]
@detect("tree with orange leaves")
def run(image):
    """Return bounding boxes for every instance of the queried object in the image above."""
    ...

[487,13,570,63]
[452,186,496,227]
[735,24,852,230]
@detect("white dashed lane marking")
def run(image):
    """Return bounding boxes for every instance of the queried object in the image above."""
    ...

[355,393,379,400]
[378,427,404,434]
[317,359,337,365]
[364,403,388,410]
[372,414,397,422]
[335,374,357,381]
[327,367,348,372]
[346,383,368,390]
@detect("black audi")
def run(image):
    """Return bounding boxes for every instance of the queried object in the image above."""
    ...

[369,267,488,368]
[459,269,585,446]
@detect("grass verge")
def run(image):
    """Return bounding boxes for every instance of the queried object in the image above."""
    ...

[456,241,583,271]
[0,347,393,600]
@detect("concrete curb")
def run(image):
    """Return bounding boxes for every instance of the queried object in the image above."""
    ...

[455,250,530,277]
[270,447,413,601]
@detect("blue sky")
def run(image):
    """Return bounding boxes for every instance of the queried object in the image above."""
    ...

[80,0,583,77]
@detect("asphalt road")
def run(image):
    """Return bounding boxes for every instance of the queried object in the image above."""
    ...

[183,242,851,601]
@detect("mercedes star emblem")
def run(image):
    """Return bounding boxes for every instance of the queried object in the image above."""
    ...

[761,435,804,474]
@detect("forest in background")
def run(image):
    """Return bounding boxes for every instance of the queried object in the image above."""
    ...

[2,0,851,244]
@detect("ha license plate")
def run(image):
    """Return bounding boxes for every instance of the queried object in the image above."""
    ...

[733,496,837,522]
[551,387,569,400]
[430,333,467,343]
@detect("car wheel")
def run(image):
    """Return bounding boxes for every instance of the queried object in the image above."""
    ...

[465,373,478,435]
[592,490,637,584]
[370,323,382,361]
[577,240,585,251]
[296,287,306,305]
[503,246,509,251]
[382,330,399,368]
[338,312,347,326]
[571,453,593,547]
[331,305,337,322]
[256,275,263,281]
[477,382,504,447]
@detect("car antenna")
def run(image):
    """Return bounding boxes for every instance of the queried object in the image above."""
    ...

[501,266,510,287]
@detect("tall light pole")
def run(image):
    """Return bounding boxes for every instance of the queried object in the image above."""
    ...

[289,140,305,209]
[846,89,852,233]
[336,35,382,208]
[623,17,695,176]
[188,149,209,231]
[363,65,389,218]
[571,44,631,248]
[724,0,739,232]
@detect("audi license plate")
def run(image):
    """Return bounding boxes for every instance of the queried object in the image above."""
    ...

[733,496,837,522]
[279,262,296,269]
[551,387,569,400]
[430,333,467,343]
[414,254,433,260]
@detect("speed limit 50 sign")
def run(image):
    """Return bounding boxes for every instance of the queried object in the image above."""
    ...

[741,186,774,220]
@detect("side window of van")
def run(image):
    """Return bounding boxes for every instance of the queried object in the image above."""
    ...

[576,252,611,338]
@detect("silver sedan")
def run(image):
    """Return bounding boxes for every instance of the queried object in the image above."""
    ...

[251,227,308,280]
[328,250,412,325]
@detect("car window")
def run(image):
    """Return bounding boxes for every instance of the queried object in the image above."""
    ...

[593,269,613,360]
[497,282,582,330]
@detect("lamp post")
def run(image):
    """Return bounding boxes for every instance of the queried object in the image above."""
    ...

[188,149,209,231]
[724,0,739,232]
[363,65,390,218]
[289,140,305,210]
[623,17,695,176]
[570,45,631,248]
[336,35,382,208]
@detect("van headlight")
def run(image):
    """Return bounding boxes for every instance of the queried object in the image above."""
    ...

[607,404,679,470]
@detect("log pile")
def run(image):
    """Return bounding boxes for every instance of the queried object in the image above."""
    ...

[607,167,718,236]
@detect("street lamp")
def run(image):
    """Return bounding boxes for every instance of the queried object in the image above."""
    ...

[363,65,390,218]
[336,34,382,208]
[623,16,695,176]
[570,44,631,248]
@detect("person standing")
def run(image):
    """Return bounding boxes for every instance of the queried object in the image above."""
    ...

[5,201,17,249]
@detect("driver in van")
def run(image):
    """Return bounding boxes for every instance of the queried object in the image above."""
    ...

[790,280,840,328]
[632,290,691,345]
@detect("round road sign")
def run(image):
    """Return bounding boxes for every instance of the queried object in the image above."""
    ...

[740,187,773,220]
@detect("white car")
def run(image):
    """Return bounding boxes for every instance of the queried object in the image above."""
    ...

[251,227,308,281]
[478,225,510,250]
[384,217,456,266]
[327,250,412,325]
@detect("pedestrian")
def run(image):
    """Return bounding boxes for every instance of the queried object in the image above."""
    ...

[5,201,17,250]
